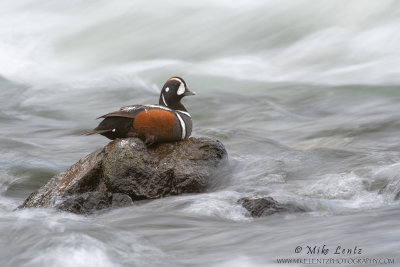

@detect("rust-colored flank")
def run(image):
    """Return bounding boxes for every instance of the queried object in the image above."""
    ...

[134,109,176,137]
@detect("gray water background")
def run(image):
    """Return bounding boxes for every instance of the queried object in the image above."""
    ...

[1,1,400,266]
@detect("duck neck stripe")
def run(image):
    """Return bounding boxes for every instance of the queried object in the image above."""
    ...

[145,105,172,111]
[176,110,191,117]
[161,94,167,106]
[176,113,186,139]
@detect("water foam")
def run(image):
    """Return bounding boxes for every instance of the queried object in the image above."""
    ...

[300,172,389,212]
[172,191,251,221]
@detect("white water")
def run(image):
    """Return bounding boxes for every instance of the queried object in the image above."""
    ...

[1,0,400,266]
[1,0,400,86]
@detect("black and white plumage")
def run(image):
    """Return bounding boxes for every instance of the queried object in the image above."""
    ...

[85,77,195,145]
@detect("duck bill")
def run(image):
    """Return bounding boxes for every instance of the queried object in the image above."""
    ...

[183,89,196,96]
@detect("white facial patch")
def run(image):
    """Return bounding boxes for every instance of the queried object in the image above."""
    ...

[165,87,169,92]
[170,78,186,96]
[177,82,185,95]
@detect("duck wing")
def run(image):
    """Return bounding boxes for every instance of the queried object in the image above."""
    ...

[96,105,145,119]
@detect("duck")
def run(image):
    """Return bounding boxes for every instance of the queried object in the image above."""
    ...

[85,77,195,145]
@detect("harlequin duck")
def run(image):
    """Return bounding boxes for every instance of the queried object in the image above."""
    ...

[85,77,195,145]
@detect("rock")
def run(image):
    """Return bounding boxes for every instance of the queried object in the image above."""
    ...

[56,192,111,214]
[111,193,134,208]
[239,197,304,217]
[21,137,228,214]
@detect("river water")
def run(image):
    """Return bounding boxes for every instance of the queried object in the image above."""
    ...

[1,1,400,266]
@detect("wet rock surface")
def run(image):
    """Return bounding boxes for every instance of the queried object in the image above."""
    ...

[239,197,304,217]
[21,137,228,214]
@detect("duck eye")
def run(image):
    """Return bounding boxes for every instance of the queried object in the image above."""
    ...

[165,87,170,92]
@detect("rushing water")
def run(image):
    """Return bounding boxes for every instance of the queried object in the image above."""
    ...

[1,1,400,266]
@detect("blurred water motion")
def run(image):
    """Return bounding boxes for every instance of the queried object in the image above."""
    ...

[1,0,400,266]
